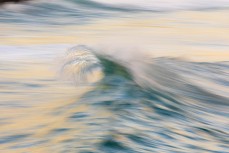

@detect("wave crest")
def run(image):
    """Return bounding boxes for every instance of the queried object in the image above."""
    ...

[61,45,103,84]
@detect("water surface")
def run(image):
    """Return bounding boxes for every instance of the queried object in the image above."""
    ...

[0,0,229,152]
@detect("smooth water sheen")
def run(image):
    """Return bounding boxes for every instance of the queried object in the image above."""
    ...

[0,0,229,153]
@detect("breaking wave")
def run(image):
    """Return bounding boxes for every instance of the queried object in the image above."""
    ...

[59,45,229,152]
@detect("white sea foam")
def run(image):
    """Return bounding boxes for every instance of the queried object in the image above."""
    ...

[91,0,229,11]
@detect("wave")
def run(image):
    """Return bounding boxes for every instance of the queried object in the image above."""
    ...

[59,45,229,152]
[30,0,229,12]
[1,0,229,25]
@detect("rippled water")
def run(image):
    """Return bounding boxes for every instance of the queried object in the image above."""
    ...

[0,0,229,153]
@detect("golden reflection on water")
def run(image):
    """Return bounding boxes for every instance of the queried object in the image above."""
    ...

[1,10,229,61]
[0,60,109,152]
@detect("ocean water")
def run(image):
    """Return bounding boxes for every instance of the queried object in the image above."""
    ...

[0,0,229,153]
